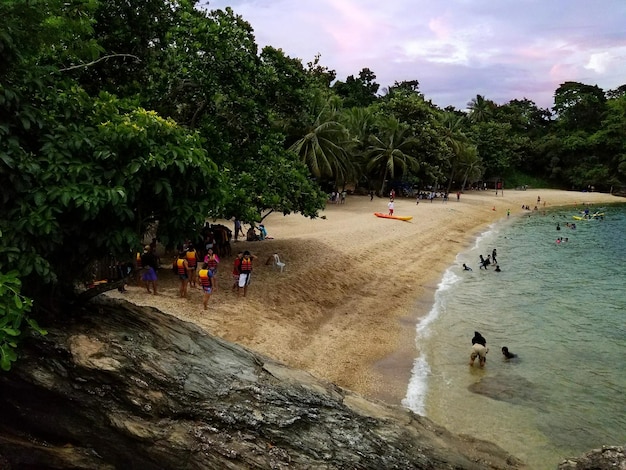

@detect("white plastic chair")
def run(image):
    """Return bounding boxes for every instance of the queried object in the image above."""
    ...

[273,253,286,272]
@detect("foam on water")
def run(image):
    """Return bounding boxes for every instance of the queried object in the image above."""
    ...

[402,268,460,415]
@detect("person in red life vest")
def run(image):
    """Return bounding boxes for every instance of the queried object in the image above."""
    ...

[176,251,189,298]
[197,262,213,310]
[203,248,220,291]
[232,252,243,291]
[238,250,257,297]
[185,243,199,287]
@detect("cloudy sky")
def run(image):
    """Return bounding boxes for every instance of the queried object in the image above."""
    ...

[205,0,626,110]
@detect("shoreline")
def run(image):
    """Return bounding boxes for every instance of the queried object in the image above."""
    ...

[108,189,622,405]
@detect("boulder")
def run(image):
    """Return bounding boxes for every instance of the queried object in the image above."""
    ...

[0,298,526,469]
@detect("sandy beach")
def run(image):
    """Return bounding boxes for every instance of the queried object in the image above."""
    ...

[108,189,620,404]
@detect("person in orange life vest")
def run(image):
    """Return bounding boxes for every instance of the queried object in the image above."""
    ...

[203,248,220,291]
[238,250,257,297]
[176,251,189,298]
[197,262,214,310]
[232,252,243,291]
[185,243,199,287]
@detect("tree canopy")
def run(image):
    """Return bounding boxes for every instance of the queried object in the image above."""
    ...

[1,0,626,368]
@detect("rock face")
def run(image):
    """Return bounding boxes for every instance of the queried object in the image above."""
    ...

[0,298,527,469]
[558,445,626,470]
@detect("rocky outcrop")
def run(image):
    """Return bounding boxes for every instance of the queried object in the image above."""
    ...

[0,298,527,469]
[558,445,626,470]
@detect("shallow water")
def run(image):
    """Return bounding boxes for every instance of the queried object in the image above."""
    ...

[403,203,626,469]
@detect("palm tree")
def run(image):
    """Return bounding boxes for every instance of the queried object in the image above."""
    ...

[440,112,469,193]
[365,116,421,195]
[289,92,354,186]
[458,145,483,190]
[340,106,377,189]
[467,94,495,123]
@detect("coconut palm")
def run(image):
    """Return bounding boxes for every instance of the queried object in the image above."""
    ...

[458,145,483,190]
[365,116,421,195]
[440,112,470,193]
[467,94,496,123]
[289,92,354,186]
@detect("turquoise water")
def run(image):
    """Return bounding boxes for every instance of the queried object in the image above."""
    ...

[403,203,626,469]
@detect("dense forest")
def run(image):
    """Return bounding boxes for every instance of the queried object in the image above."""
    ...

[1,0,625,368]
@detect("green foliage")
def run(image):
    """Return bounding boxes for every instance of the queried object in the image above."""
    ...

[1,82,224,294]
[0,271,46,371]
[226,135,328,223]
[333,68,380,108]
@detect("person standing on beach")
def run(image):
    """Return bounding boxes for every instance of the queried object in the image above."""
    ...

[238,251,257,297]
[197,262,213,310]
[176,251,189,298]
[185,243,199,288]
[232,252,242,291]
[140,245,158,295]
[388,199,395,216]
[204,248,220,291]
[234,218,244,242]
[470,331,488,367]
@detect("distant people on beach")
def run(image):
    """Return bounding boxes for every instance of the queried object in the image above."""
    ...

[492,248,497,263]
[470,331,488,367]
[247,226,258,241]
[388,200,394,216]
[502,346,517,360]
[463,263,472,271]
[494,265,501,272]
[234,218,244,242]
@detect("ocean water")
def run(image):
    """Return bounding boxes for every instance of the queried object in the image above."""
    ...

[402,203,626,469]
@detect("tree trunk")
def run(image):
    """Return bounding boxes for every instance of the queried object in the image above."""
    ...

[0,298,526,469]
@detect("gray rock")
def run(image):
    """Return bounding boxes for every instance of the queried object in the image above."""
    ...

[558,445,626,470]
[0,298,528,469]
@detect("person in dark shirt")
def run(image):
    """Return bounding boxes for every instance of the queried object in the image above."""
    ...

[502,346,517,360]
[140,245,158,295]
[470,331,488,367]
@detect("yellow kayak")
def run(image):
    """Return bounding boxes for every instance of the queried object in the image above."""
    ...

[374,212,413,221]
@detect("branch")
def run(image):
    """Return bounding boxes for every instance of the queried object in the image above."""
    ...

[57,54,141,73]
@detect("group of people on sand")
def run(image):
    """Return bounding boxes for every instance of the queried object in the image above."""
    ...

[469,331,517,368]
[329,190,347,204]
[174,246,258,309]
